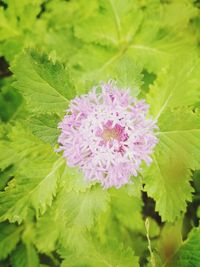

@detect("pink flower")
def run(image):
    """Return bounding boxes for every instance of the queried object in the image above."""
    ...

[58,81,158,188]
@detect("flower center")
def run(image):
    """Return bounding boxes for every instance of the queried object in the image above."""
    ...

[102,127,120,141]
[100,121,128,143]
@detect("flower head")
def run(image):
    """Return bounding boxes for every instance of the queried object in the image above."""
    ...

[58,81,158,188]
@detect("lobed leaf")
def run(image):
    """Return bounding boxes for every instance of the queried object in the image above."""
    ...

[11,49,76,114]
[144,109,200,221]
[0,157,63,223]
[147,57,200,118]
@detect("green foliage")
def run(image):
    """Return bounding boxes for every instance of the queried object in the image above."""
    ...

[110,187,144,231]
[0,77,22,122]
[0,0,200,266]
[0,124,60,223]
[11,244,40,267]
[112,57,142,96]
[11,49,76,114]
[27,114,60,145]
[147,57,200,117]
[144,109,200,221]
[60,240,139,267]
[56,185,109,229]
[0,158,62,223]
[0,222,22,260]
[167,227,200,267]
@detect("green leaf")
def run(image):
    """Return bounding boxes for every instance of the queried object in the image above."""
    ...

[125,0,197,72]
[112,57,142,96]
[0,124,62,222]
[144,109,200,221]
[34,184,109,255]
[157,221,182,266]
[0,142,16,171]
[0,222,22,260]
[34,208,59,253]
[74,0,143,47]
[147,57,200,118]
[69,44,144,93]
[0,7,19,41]
[0,166,14,190]
[167,227,200,267]
[73,0,196,74]
[61,165,96,193]
[57,185,109,228]
[0,1,46,61]
[11,243,40,267]
[60,240,139,267]
[0,158,63,223]
[0,123,57,175]
[27,114,60,145]
[11,49,76,114]
[0,77,22,122]
[7,123,56,163]
[161,0,198,29]
[110,187,144,231]
[127,30,195,73]
[60,226,92,257]
[33,170,100,253]
[33,177,109,253]
[44,0,98,28]
[69,44,115,84]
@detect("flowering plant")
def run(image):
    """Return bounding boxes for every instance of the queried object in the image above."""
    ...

[58,82,158,188]
[0,1,200,266]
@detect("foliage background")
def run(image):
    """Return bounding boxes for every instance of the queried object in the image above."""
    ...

[0,0,200,266]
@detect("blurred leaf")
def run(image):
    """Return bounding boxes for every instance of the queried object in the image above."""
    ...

[0,222,22,260]
[11,243,40,267]
[34,208,59,253]
[74,0,143,47]
[0,142,16,171]
[110,187,144,231]
[167,227,200,267]
[161,0,198,29]
[60,239,139,267]
[112,57,142,97]
[0,0,46,61]
[0,77,22,122]
[158,221,182,265]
